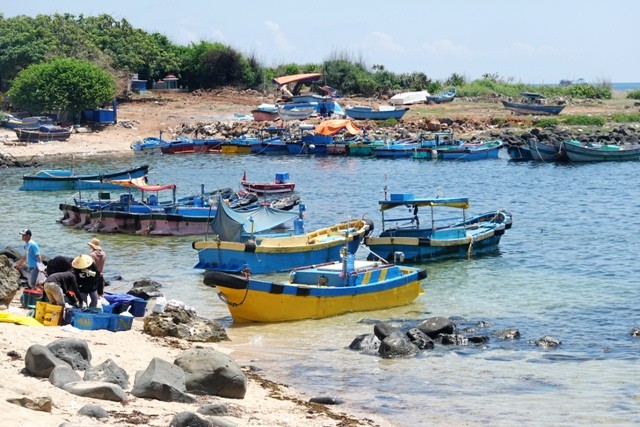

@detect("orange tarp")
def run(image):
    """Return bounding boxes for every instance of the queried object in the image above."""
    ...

[314,120,361,136]
[272,73,322,87]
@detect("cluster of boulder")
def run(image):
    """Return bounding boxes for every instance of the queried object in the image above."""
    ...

[0,152,39,168]
[490,124,640,149]
[15,337,247,426]
[349,316,561,359]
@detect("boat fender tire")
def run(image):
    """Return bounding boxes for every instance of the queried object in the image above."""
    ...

[494,228,505,236]
[203,271,249,290]
[270,284,285,294]
[244,240,257,253]
[417,269,428,280]
[363,218,375,236]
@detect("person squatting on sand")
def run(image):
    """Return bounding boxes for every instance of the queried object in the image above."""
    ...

[43,271,82,308]
[72,254,103,308]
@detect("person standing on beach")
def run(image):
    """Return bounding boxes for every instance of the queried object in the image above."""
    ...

[15,228,43,289]
[87,238,106,275]
[88,238,106,295]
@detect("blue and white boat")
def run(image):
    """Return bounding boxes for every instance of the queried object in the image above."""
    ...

[192,215,373,274]
[20,164,149,191]
[345,105,409,120]
[364,192,512,263]
[425,87,457,104]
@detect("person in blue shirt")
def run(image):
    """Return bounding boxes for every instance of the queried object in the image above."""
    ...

[15,228,43,289]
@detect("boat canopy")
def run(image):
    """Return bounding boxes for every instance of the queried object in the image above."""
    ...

[104,177,177,192]
[520,92,546,99]
[314,120,360,136]
[272,73,322,87]
[211,196,300,241]
[379,196,470,212]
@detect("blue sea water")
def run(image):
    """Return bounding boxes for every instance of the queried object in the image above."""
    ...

[1,152,639,426]
[612,82,640,91]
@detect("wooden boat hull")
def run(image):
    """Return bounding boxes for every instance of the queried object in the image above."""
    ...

[193,219,373,274]
[161,138,224,154]
[502,101,565,115]
[251,110,279,122]
[203,262,425,322]
[365,204,512,263]
[240,181,295,195]
[528,140,565,161]
[345,107,409,120]
[563,140,640,162]
[20,165,149,191]
[507,145,534,161]
[14,127,71,142]
[435,141,503,161]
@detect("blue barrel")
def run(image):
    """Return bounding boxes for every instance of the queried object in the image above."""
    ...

[293,218,305,235]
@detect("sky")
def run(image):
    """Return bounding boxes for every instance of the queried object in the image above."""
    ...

[2,1,639,84]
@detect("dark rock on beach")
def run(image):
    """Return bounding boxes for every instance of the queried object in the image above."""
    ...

[132,357,196,403]
[143,303,229,342]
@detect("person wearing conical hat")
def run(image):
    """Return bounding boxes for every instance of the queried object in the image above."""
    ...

[87,238,106,274]
[72,254,102,308]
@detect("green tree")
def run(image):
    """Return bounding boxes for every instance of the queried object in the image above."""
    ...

[7,57,116,119]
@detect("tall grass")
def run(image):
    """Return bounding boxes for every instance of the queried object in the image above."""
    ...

[612,112,640,123]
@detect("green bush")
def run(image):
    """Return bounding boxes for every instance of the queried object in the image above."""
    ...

[562,115,606,126]
[625,89,640,100]
[534,118,560,128]
[612,112,640,123]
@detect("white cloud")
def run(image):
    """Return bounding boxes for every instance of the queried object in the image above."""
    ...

[506,42,564,57]
[421,39,473,58]
[369,32,405,53]
[264,21,293,52]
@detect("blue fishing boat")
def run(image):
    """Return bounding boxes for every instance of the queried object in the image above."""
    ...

[563,139,640,162]
[432,140,503,161]
[373,140,421,158]
[528,139,565,161]
[502,92,565,115]
[20,165,149,191]
[192,215,373,274]
[202,258,426,323]
[506,144,534,161]
[425,87,457,104]
[345,105,409,120]
[364,192,512,263]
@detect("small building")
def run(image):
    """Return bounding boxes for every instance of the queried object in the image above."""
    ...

[130,73,147,92]
[152,74,181,91]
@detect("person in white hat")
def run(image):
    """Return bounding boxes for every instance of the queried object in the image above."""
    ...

[87,238,106,299]
[15,228,43,289]
[72,254,103,308]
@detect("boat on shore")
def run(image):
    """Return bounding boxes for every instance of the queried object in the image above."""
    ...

[20,164,149,191]
[563,139,640,162]
[345,105,409,120]
[202,258,426,323]
[425,87,457,104]
[364,192,512,263]
[14,125,72,142]
[193,217,373,274]
[502,92,565,115]
[251,104,279,122]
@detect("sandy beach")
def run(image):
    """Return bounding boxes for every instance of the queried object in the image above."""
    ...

[0,294,393,427]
